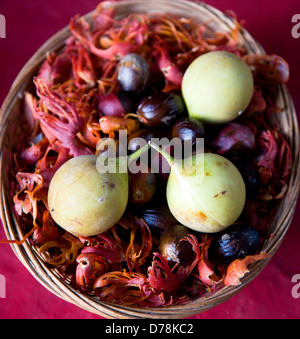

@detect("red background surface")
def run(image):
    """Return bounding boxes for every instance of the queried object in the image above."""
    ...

[0,0,300,319]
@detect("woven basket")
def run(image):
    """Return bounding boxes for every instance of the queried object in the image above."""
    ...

[0,0,299,319]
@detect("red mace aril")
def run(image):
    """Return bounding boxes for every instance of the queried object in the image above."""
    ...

[98,92,135,117]
[210,122,256,159]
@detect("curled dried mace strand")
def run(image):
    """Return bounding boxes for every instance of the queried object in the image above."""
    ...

[224,252,270,286]
[196,235,221,288]
[4,172,49,246]
[81,233,124,264]
[153,16,196,50]
[93,270,154,306]
[148,234,203,295]
[34,77,92,157]
[126,218,152,271]
[148,252,179,294]
[70,13,143,61]
[76,253,108,292]
[32,208,60,247]
[0,225,38,245]
[67,42,96,87]
[38,232,84,266]
[13,172,48,235]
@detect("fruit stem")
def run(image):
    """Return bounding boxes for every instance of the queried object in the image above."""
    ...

[127,143,150,164]
[148,141,174,166]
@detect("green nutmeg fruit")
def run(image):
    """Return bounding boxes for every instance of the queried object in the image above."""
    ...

[149,142,246,233]
[182,51,254,124]
[48,155,128,237]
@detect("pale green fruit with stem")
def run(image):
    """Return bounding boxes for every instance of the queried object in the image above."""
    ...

[48,145,149,237]
[182,51,254,124]
[149,142,246,233]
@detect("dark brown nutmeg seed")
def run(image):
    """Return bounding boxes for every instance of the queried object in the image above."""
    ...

[136,92,185,127]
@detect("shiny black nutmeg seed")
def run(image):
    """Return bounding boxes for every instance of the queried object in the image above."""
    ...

[117,53,150,95]
[209,224,261,265]
[127,128,166,154]
[234,161,260,194]
[136,92,185,127]
[158,224,194,265]
[136,205,178,232]
[172,117,206,147]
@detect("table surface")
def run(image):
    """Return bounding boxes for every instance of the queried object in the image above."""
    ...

[0,0,300,319]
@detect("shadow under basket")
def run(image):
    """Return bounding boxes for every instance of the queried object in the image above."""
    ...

[0,0,300,319]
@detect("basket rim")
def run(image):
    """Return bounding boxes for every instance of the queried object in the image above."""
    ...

[1,0,300,319]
